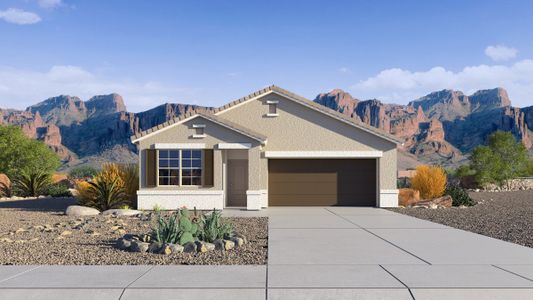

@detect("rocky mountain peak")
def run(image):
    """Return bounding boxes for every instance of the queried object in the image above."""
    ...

[27,95,87,126]
[469,88,511,112]
[314,89,359,116]
[86,93,127,118]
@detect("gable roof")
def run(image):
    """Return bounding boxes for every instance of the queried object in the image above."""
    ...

[131,85,402,145]
[213,85,402,144]
[131,111,267,144]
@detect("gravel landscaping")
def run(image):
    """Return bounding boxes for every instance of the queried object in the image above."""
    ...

[391,190,533,249]
[0,197,267,265]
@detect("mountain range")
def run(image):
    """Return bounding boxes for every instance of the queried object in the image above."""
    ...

[1,87,532,170]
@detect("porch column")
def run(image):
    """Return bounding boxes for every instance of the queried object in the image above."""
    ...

[213,149,223,189]
[246,146,262,210]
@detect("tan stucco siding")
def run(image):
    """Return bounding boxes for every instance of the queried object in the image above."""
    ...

[217,92,398,190]
[137,116,260,190]
[137,116,260,150]
[218,93,395,151]
[380,149,397,189]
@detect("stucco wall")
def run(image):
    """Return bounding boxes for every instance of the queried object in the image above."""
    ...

[137,116,260,189]
[217,92,398,189]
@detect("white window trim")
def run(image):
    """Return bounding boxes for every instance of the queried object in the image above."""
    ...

[266,100,279,104]
[192,124,206,128]
[266,113,279,117]
[192,134,207,139]
[264,151,383,158]
[217,143,252,149]
[156,149,204,187]
[154,143,205,149]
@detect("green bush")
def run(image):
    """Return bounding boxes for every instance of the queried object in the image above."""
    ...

[471,131,529,186]
[445,184,475,207]
[12,172,52,197]
[0,126,60,178]
[69,166,99,180]
[198,209,233,243]
[45,182,72,197]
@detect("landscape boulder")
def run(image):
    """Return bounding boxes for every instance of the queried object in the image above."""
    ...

[65,205,100,216]
[415,195,453,208]
[398,188,420,207]
[102,209,141,217]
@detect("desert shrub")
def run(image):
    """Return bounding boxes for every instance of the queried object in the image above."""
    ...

[471,131,529,186]
[85,177,129,210]
[45,182,72,197]
[198,209,233,243]
[69,166,99,180]
[75,181,94,206]
[445,184,475,207]
[12,171,52,197]
[151,213,180,244]
[411,165,447,199]
[119,164,139,205]
[74,163,139,210]
[0,126,60,178]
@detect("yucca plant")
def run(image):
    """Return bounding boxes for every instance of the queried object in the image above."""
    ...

[12,172,51,197]
[119,164,138,201]
[151,213,180,244]
[86,177,129,210]
[199,209,233,243]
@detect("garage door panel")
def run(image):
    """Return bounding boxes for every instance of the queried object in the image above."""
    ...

[269,173,337,183]
[268,159,376,206]
[268,195,339,206]
[269,181,337,195]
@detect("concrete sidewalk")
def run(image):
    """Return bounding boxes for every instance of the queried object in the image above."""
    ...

[1,207,533,299]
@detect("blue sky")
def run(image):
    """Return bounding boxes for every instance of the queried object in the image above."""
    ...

[1,0,532,111]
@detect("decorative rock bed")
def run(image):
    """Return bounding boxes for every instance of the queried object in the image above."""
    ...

[115,231,247,255]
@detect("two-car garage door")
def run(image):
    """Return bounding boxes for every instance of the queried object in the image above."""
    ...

[268,159,377,206]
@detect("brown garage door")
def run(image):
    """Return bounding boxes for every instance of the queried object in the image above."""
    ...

[268,159,376,206]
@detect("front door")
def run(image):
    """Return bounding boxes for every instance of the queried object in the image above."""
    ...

[227,159,248,206]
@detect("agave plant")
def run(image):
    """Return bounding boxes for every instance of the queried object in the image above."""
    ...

[12,172,51,197]
[151,213,181,244]
[86,177,129,210]
[198,209,233,243]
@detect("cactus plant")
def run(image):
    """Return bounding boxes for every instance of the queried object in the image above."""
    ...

[178,208,198,245]
[198,209,233,243]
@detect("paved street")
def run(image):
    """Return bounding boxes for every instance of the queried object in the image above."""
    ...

[1,207,533,299]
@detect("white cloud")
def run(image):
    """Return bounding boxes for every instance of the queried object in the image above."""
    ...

[0,65,190,112]
[37,0,62,9]
[0,8,41,25]
[351,60,533,107]
[485,45,518,61]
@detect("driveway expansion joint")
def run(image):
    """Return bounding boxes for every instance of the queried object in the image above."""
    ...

[324,208,432,265]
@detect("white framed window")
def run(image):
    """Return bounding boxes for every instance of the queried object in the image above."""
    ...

[158,150,180,186]
[158,149,202,186]
[181,149,202,185]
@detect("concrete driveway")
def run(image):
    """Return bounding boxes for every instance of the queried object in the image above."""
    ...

[1,207,533,299]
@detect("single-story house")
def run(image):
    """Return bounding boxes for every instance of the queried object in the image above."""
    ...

[131,85,401,210]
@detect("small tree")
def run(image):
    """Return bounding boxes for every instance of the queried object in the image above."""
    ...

[411,165,447,199]
[0,126,60,178]
[470,131,529,186]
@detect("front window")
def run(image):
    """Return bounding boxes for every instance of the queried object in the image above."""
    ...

[158,149,202,186]
[181,150,202,185]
